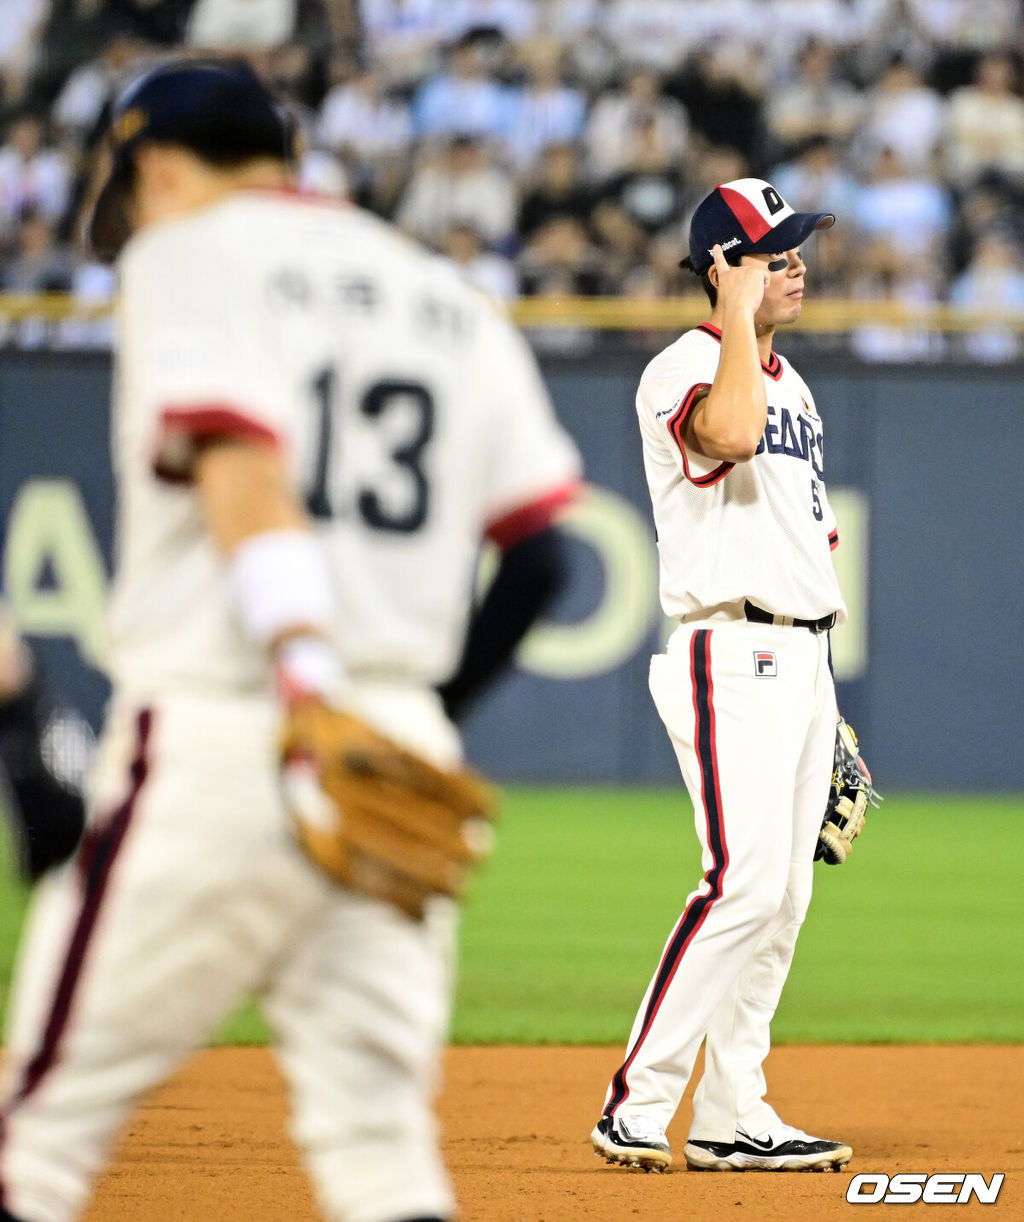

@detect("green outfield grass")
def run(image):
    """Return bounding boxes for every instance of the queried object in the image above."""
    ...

[2,791,1022,1045]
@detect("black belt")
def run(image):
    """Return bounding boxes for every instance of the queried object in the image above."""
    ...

[744,600,836,633]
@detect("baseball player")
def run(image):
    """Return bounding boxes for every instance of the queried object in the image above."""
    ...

[0,59,580,1222]
[590,178,869,1173]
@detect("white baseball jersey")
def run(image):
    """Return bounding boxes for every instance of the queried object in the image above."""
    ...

[109,190,581,696]
[636,323,846,624]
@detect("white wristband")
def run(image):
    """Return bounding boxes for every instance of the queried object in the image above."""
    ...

[226,529,335,648]
[275,635,346,703]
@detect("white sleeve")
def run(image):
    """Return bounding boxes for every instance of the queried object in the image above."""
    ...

[639,340,732,489]
[476,310,582,545]
[120,225,289,483]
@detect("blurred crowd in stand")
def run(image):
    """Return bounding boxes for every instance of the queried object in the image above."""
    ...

[2,0,1024,357]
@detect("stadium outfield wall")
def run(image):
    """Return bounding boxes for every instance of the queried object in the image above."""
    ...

[0,348,1019,790]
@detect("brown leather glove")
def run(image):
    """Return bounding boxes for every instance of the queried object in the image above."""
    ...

[280,701,497,918]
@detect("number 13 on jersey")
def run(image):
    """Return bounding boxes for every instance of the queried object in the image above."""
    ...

[305,366,435,534]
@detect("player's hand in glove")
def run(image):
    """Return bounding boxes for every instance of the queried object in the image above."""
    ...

[279,691,497,920]
[815,718,881,865]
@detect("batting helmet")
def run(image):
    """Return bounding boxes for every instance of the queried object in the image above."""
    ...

[87,58,296,261]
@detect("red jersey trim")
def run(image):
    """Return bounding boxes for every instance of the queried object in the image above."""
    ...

[153,404,281,483]
[485,482,579,549]
[664,382,733,488]
[243,185,353,210]
[829,529,839,552]
[695,323,783,380]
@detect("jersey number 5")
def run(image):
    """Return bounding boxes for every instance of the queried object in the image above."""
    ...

[810,478,824,522]
[306,366,434,533]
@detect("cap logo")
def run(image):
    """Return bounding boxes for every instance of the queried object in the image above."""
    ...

[112,106,146,146]
[762,186,785,216]
[719,179,795,242]
[717,236,742,253]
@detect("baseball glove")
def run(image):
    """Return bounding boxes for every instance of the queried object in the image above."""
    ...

[280,701,497,919]
[815,718,881,865]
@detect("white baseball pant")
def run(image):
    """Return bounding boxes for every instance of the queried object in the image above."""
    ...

[602,620,836,1140]
[0,682,461,1222]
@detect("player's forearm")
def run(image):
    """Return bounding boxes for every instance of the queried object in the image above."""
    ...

[692,305,767,461]
[196,441,343,698]
[196,441,308,554]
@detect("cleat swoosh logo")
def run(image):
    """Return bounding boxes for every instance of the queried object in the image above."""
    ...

[739,1132,774,1149]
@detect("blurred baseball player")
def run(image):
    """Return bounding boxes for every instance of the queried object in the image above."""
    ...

[0,59,580,1222]
[590,179,869,1173]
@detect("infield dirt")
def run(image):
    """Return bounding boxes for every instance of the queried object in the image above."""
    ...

[82,1045,1022,1220]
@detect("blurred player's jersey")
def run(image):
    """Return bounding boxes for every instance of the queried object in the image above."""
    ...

[637,324,846,624]
[110,191,581,695]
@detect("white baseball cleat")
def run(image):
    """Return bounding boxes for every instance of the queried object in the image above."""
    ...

[684,1122,852,1172]
[591,1113,671,1171]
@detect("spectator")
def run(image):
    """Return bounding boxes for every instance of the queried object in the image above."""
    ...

[761,0,861,75]
[771,136,860,296]
[411,31,516,145]
[851,146,954,293]
[668,43,764,167]
[1,0,49,110]
[50,35,145,144]
[944,51,1024,190]
[0,207,72,292]
[852,3,945,88]
[588,197,647,287]
[185,0,331,104]
[317,57,413,164]
[439,220,519,299]
[360,0,448,91]
[676,143,749,236]
[592,110,686,235]
[24,0,112,111]
[949,226,1024,361]
[763,39,863,163]
[517,141,593,240]
[922,0,1023,63]
[442,0,537,47]
[396,133,516,247]
[849,261,947,363]
[772,135,860,220]
[620,227,687,299]
[584,67,688,183]
[517,213,607,295]
[0,113,72,240]
[102,0,194,46]
[187,0,298,48]
[948,171,1024,274]
[851,55,946,176]
[604,0,696,75]
[542,0,620,96]
[506,36,586,172]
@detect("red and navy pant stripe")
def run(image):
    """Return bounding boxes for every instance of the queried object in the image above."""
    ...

[0,709,151,1209]
[605,631,729,1116]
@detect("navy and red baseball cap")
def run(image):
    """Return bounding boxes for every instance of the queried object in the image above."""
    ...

[682,178,835,274]
[87,58,295,261]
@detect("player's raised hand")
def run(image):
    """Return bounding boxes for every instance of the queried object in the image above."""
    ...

[712,244,769,315]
